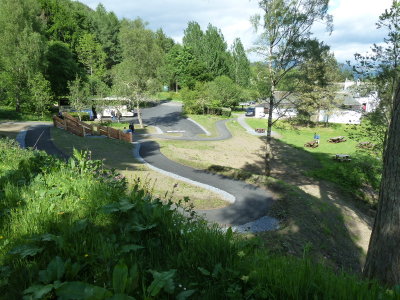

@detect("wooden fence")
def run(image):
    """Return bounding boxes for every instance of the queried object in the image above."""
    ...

[52,113,132,143]
[97,125,132,143]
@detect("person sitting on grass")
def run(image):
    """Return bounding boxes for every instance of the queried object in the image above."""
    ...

[123,127,132,133]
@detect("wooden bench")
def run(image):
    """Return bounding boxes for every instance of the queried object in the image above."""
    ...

[304,140,319,148]
[255,128,265,133]
[328,136,347,143]
[332,154,351,162]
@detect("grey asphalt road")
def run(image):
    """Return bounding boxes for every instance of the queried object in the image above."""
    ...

[25,124,68,160]
[140,101,205,137]
[139,140,276,225]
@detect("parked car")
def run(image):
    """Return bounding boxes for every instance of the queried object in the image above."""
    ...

[245,107,255,117]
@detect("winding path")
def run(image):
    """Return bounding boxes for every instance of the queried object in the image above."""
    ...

[19,102,279,231]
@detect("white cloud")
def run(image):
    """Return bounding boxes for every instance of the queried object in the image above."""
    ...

[78,0,393,63]
[314,0,392,62]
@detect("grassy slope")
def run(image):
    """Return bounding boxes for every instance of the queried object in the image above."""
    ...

[0,138,396,299]
[50,127,228,210]
[157,115,374,272]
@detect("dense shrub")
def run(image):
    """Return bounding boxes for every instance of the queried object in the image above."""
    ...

[69,111,90,121]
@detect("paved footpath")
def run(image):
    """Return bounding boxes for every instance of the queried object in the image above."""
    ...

[17,104,279,232]
[24,123,68,160]
[137,140,277,227]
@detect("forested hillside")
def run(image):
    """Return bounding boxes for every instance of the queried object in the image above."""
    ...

[0,0,253,116]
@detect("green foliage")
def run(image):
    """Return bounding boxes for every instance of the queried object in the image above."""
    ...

[69,112,90,121]
[76,33,107,79]
[68,76,90,119]
[181,76,246,114]
[45,41,79,97]
[231,38,251,87]
[346,111,387,157]
[251,0,332,137]
[0,0,46,111]
[28,73,53,117]
[0,139,397,299]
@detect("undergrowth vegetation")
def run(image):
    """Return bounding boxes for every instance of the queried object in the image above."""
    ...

[0,138,397,299]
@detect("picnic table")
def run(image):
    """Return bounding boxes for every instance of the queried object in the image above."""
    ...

[328,136,347,143]
[358,141,374,149]
[332,154,351,162]
[304,140,319,148]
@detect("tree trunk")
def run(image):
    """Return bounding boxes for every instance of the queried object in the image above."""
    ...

[363,83,400,286]
[15,97,21,112]
[136,100,144,129]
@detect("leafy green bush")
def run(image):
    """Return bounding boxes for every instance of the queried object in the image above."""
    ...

[69,112,90,121]
[309,153,382,206]
[0,140,397,299]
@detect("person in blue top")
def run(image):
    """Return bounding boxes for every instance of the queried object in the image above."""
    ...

[314,132,320,144]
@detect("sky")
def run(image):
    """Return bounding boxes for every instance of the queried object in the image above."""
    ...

[77,0,393,63]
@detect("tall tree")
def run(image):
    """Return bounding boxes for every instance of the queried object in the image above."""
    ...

[0,0,46,111]
[295,42,341,123]
[231,38,251,87]
[113,19,163,128]
[68,76,90,120]
[363,80,400,287]
[28,73,52,117]
[91,3,121,69]
[203,24,230,78]
[45,41,79,97]
[251,0,332,175]
[353,0,400,145]
[76,33,106,78]
[182,21,205,59]
[155,28,175,54]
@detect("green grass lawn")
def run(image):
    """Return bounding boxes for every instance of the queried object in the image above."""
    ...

[245,118,381,203]
[245,118,358,155]
[187,114,229,137]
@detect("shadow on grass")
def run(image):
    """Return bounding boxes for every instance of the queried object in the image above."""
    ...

[232,135,374,272]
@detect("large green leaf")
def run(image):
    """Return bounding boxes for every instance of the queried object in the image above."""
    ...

[176,289,196,300]
[147,269,176,297]
[107,294,136,300]
[39,256,65,284]
[56,281,111,299]
[113,262,128,294]
[120,244,144,253]
[9,244,43,258]
[23,284,54,299]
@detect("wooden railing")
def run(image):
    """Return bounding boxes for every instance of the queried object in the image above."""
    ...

[97,125,132,143]
[52,114,132,143]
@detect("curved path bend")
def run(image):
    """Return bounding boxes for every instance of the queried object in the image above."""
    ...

[19,102,278,231]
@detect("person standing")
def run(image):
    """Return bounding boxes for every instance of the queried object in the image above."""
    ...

[129,122,135,133]
[110,110,115,121]
[314,132,320,144]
